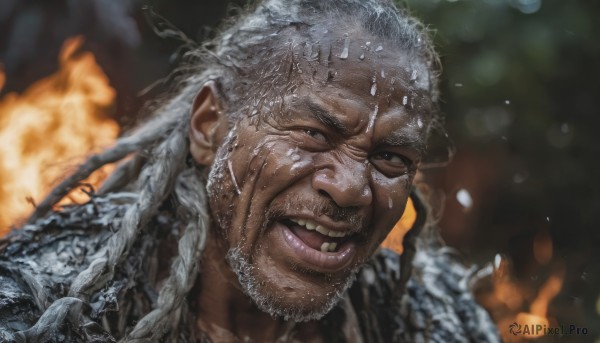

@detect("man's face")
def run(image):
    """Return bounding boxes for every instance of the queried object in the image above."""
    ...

[206,36,432,321]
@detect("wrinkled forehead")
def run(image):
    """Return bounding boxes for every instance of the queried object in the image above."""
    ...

[250,26,434,120]
[299,34,433,112]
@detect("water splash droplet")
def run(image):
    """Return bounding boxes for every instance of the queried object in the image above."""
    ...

[388,197,393,209]
[402,96,408,106]
[339,36,349,60]
[365,105,379,133]
[375,45,383,52]
[456,189,473,209]
[227,159,241,195]
[417,118,423,128]
[359,54,365,60]
[513,172,528,184]
[365,41,371,47]
[361,187,369,197]
[287,148,301,162]
[454,83,463,87]
[370,83,377,96]
[504,100,511,105]
[494,254,503,271]
[380,69,386,78]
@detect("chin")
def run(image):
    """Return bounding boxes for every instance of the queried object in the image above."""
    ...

[226,246,359,322]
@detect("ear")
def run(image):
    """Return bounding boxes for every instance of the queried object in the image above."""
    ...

[189,82,228,166]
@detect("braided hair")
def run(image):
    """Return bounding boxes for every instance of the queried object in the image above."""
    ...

[21,0,440,341]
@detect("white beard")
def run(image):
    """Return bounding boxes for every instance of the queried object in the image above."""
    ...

[225,246,358,322]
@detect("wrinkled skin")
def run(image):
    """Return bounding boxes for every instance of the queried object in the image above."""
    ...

[191,32,433,342]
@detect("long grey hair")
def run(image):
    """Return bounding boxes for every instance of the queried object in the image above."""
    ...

[21,0,440,341]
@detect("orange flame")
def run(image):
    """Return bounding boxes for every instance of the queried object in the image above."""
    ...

[381,197,417,254]
[0,64,5,92]
[513,269,564,340]
[0,36,119,235]
[488,237,564,342]
[533,231,553,265]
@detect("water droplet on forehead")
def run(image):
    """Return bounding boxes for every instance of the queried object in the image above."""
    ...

[375,45,383,52]
[370,83,377,96]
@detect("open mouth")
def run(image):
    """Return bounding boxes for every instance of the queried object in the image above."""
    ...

[281,218,354,253]
[275,217,360,272]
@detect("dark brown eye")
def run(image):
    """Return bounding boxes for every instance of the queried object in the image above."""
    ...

[304,128,327,142]
[371,151,412,177]
[372,152,406,164]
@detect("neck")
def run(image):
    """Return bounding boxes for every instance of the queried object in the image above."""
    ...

[192,230,324,343]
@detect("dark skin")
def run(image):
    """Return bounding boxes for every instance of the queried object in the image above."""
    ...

[188,32,432,342]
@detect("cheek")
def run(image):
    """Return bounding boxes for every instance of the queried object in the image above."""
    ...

[233,135,317,194]
[216,131,318,250]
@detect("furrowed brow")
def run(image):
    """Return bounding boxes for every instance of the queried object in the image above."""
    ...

[302,100,351,135]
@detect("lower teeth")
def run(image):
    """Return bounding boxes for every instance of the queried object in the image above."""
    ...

[320,242,338,252]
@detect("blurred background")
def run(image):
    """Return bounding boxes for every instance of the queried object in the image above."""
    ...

[0,0,598,341]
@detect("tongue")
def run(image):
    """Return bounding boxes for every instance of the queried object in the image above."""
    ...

[287,222,330,251]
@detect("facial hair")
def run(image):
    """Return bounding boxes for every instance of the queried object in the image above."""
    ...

[225,246,359,322]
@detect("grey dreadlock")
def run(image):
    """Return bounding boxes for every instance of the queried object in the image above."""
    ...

[21,0,440,341]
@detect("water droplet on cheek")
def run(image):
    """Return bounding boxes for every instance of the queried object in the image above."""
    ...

[361,187,369,197]
[290,160,312,174]
[227,159,242,195]
[287,148,301,162]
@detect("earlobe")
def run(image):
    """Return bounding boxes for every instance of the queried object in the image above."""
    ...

[189,82,227,166]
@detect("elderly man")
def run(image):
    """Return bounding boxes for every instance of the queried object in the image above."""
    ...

[0,0,499,342]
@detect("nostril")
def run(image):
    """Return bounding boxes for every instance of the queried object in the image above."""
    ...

[318,190,330,198]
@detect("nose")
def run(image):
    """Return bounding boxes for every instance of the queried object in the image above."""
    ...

[311,158,372,208]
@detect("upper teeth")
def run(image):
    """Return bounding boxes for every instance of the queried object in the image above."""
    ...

[289,218,349,238]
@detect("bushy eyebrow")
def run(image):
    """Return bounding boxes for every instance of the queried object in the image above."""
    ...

[380,133,427,154]
[301,99,352,135]
[297,98,426,153]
